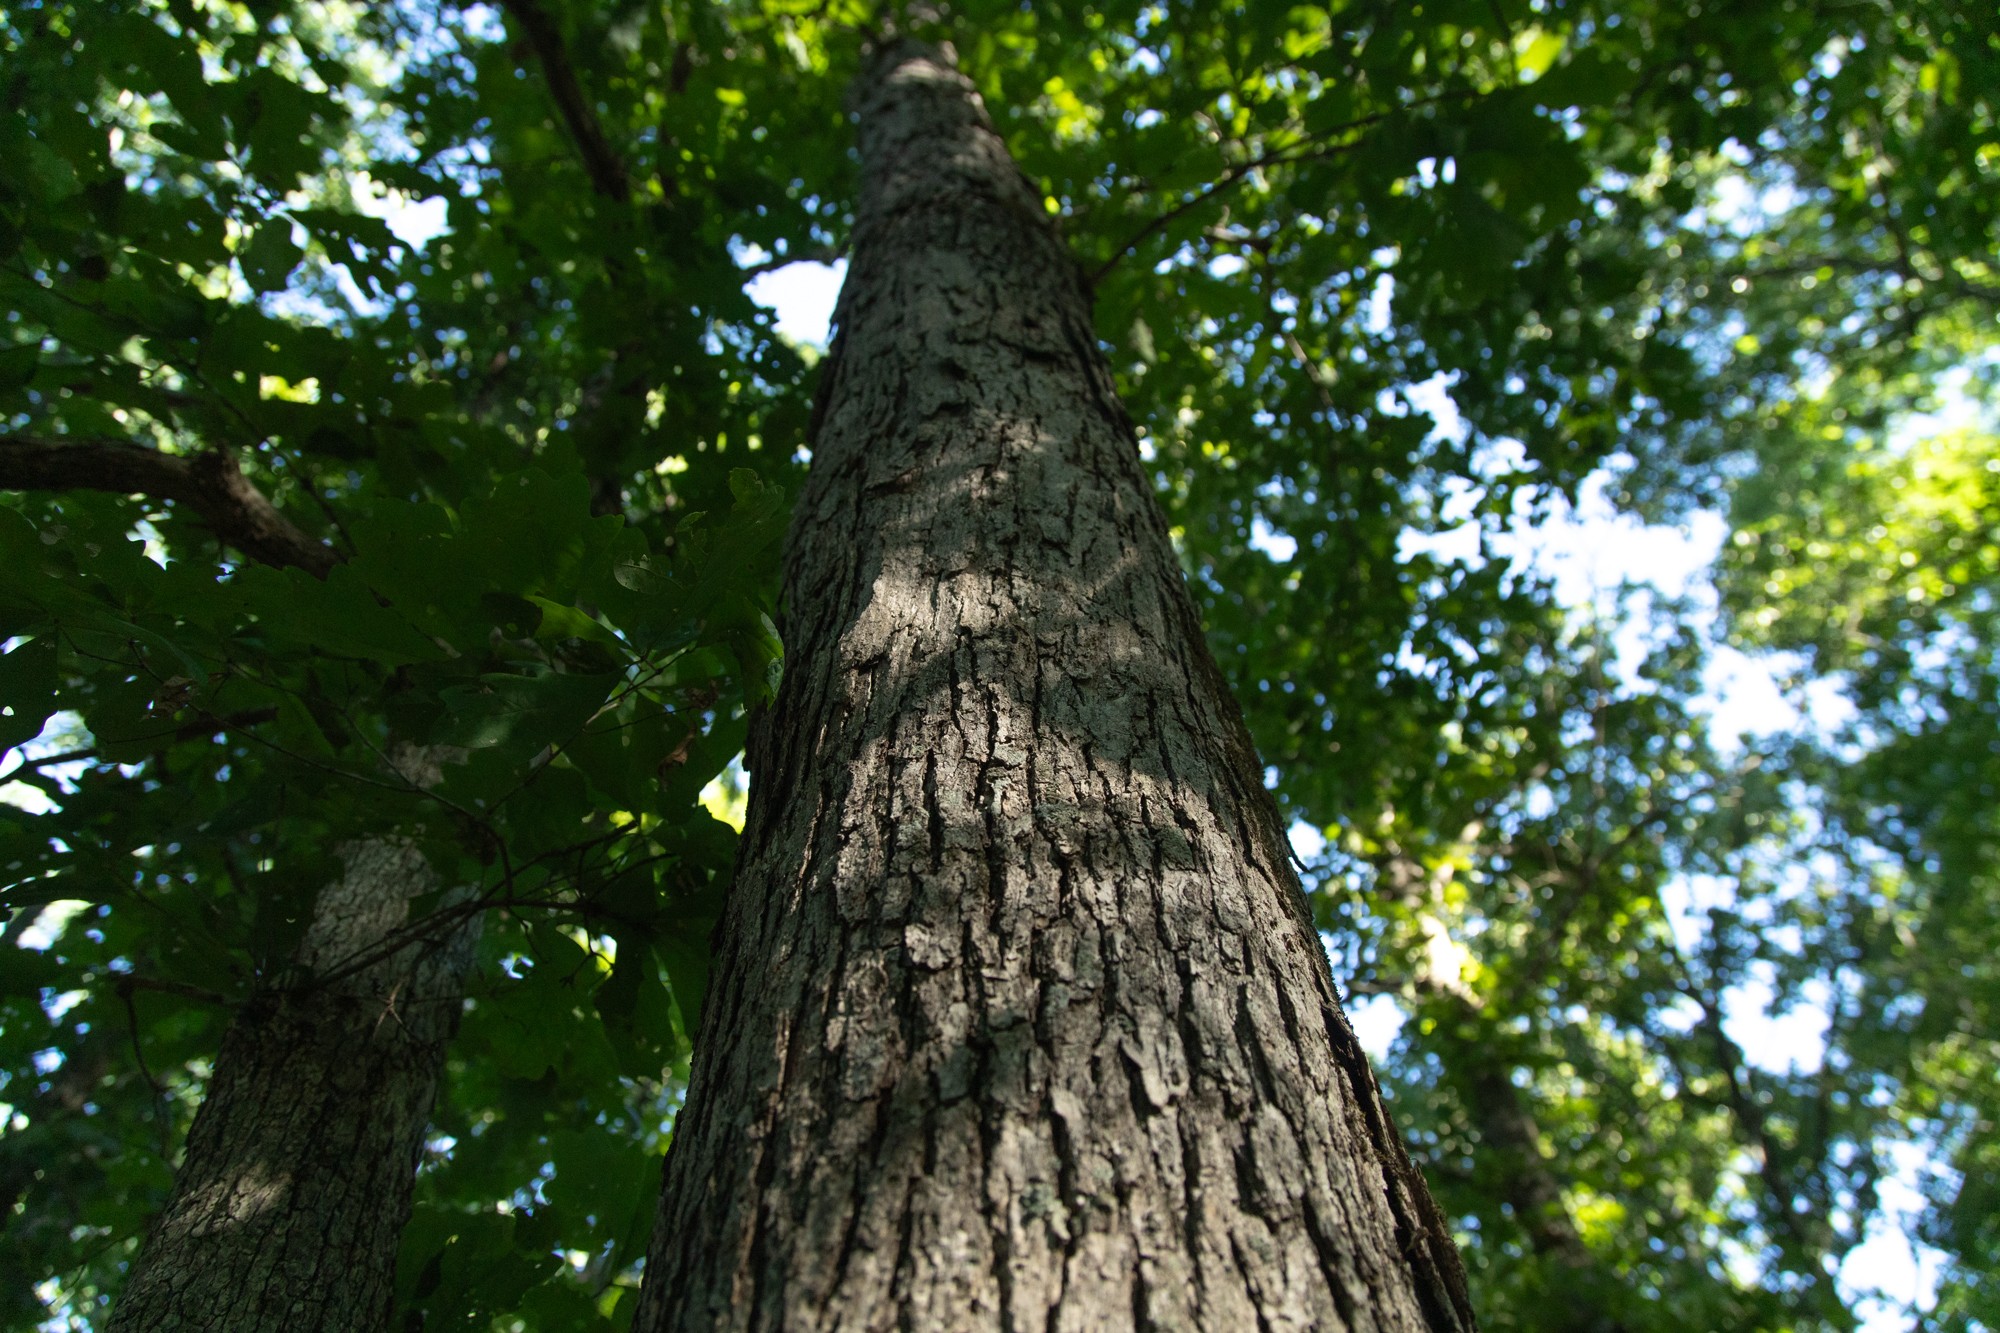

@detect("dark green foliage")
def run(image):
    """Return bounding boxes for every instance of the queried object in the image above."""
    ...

[2,0,1994,1328]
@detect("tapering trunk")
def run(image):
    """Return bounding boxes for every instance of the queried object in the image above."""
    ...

[1435,1012,1632,1332]
[636,42,1474,1333]
[1463,1061,1591,1269]
[109,826,476,1333]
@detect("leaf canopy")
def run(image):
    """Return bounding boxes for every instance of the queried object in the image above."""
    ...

[1,0,1994,1328]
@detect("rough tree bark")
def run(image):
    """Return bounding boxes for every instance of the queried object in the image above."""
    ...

[636,42,1476,1333]
[109,750,476,1333]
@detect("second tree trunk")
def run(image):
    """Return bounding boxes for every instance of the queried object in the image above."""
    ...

[111,812,476,1332]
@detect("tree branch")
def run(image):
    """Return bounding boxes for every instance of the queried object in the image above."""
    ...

[25,707,282,769]
[737,243,847,280]
[499,0,631,201]
[0,435,335,576]
[1091,89,1491,285]
[1091,157,1271,287]
[117,974,232,1008]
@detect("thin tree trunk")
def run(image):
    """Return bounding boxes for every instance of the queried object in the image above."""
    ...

[110,763,476,1333]
[1461,1062,1591,1267]
[637,41,1475,1333]
[1462,1067,1631,1332]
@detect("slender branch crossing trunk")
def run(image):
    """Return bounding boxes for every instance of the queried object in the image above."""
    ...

[110,754,476,1333]
[638,43,1475,1332]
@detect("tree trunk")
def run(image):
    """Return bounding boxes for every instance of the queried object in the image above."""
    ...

[110,802,476,1333]
[1460,1062,1627,1332]
[636,41,1475,1333]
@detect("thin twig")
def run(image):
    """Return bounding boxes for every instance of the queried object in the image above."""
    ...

[25,707,281,769]
[1091,88,1490,285]
[118,974,232,1008]
[499,0,631,201]
[116,980,174,1158]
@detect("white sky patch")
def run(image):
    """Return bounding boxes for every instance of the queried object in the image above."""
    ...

[459,4,507,43]
[0,710,93,815]
[1846,1142,1952,1329]
[743,254,846,348]
[1388,374,1848,749]
[1494,470,1727,604]
[1344,992,1406,1061]
[1896,355,1998,440]
[360,187,451,249]
[1250,513,1297,562]
[1396,521,1483,567]
[1364,269,1396,334]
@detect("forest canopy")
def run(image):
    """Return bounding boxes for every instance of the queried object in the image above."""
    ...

[1,0,1995,1329]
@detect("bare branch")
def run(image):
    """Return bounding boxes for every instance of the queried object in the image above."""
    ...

[500,0,631,202]
[737,244,847,280]
[1090,89,1491,286]
[0,435,335,576]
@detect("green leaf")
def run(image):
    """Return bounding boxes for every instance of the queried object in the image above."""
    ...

[528,596,624,650]
[436,671,616,755]
[240,223,303,295]
[0,637,59,751]
[1516,29,1567,82]
[22,138,81,203]
[0,343,40,393]
[593,933,679,1078]
[657,924,712,1038]
[235,564,450,667]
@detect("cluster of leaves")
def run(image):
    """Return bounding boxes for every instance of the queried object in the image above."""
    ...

[1,0,1994,1330]
[0,0,809,1322]
[1,462,781,1318]
[1721,417,2000,1327]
